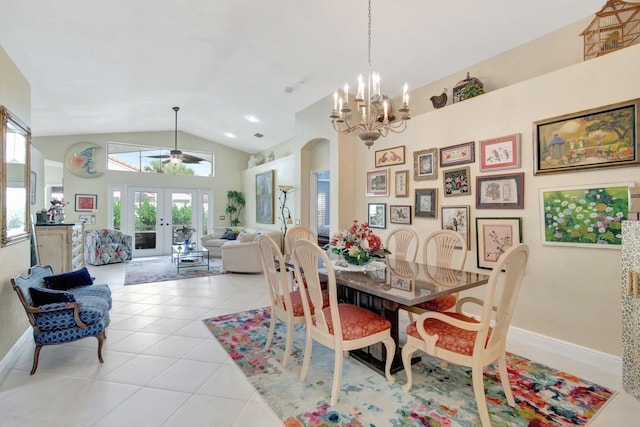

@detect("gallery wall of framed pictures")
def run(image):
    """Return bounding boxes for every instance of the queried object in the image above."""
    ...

[361,94,638,270]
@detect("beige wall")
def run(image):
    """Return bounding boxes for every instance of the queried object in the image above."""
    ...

[0,46,32,361]
[32,131,249,229]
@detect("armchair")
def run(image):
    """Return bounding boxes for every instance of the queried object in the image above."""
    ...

[84,229,133,265]
[11,265,112,374]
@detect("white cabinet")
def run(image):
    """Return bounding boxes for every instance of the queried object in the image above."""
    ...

[35,223,85,273]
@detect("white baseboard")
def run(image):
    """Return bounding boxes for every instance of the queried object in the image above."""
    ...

[508,325,622,375]
[0,329,30,384]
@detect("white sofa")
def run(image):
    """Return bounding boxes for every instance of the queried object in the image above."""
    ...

[200,227,282,273]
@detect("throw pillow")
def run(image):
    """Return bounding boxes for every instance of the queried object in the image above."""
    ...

[238,233,257,243]
[29,287,76,306]
[221,230,237,240]
[211,229,226,239]
[43,267,94,290]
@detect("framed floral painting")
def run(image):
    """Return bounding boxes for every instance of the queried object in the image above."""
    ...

[539,182,631,248]
[476,217,522,269]
[443,166,471,197]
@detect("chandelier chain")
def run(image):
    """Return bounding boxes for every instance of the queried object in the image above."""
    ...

[329,0,410,149]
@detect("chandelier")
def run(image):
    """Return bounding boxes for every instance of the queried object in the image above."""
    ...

[330,0,410,149]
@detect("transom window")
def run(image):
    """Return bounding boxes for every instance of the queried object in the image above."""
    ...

[107,142,214,177]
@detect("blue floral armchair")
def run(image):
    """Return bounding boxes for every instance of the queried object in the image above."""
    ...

[11,265,112,374]
[84,229,133,265]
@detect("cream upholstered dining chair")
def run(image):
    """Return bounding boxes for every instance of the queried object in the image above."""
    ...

[284,226,318,259]
[414,229,467,313]
[257,234,327,367]
[291,239,396,406]
[384,227,419,262]
[401,243,529,427]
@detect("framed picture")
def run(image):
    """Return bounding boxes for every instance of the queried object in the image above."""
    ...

[441,205,470,249]
[476,217,522,269]
[533,98,640,175]
[395,170,409,197]
[443,166,471,197]
[256,170,275,224]
[375,145,405,167]
[439,141,475,167]
[476,172,524,209]
[75,194,97,212]
[390,205,412,224]
[479,133,521,171]
[415,188,438,218]
[413,148,438,180]
[539,182,632,249]
[367,203,386,229]
[366,169,389,196]
[30,171,36,205]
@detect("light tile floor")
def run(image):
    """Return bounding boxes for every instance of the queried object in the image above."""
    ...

[0,261,637,426]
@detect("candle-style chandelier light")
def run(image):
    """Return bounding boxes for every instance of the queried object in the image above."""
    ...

[330,0,410,149]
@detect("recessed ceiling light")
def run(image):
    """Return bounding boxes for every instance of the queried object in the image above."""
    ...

[224,132,236,138]
[245,115,260,123]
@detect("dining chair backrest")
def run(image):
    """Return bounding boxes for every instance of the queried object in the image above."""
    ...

[291,239,340,339]
[480,243,529,353]
[422,229,467,269]
[385,227,419,262]
[284,226,318,258]
[257,234,294,320]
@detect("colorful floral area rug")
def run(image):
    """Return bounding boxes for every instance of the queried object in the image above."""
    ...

[203,307,615,427]
[124,256,225,285]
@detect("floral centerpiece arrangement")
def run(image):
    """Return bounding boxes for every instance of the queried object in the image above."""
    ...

[176,225,196,245]
[330,220,386,265]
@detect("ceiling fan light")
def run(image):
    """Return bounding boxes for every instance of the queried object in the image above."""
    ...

[170,149,182,164]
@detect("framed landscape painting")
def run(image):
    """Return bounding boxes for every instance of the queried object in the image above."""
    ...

[533,98,640,175]
[539,182,631,249]
[256,170,275,224]
[476,217,522,269]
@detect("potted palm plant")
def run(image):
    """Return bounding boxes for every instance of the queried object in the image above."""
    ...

[226,190,245,227]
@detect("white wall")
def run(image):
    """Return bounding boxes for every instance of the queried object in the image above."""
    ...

[0,46,31,361]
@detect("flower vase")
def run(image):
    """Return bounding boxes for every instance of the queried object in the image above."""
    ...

[342,252,372,266]
[184,239,190,251]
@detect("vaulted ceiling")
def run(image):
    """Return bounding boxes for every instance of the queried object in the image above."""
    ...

[0,0,605,153]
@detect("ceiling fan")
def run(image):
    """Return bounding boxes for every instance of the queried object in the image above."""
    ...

[146,106,207,164]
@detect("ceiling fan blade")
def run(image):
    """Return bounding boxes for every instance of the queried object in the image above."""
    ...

[180,153,206,164]
[146,154,171,159]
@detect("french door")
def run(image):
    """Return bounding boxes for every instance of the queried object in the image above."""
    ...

[124,187,202,257]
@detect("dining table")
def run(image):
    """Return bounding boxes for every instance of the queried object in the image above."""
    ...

[318,256,490,374]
